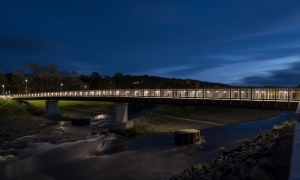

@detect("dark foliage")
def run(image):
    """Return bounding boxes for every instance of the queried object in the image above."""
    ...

[3,63,230,94]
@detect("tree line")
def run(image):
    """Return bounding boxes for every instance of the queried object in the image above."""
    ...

[0,63,230,94]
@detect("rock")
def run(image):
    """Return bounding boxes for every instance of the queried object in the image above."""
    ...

[244,159,254,167]
[192,164,203,170]
[234,144,243,152]
[90,132,97,135]
[223,165,234,176]
[222,149,232,155]
[201,173,213,180]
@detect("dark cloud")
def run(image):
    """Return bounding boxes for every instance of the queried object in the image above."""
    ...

[242,62,300,86]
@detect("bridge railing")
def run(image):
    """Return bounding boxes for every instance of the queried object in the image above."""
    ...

[11,87,300,101]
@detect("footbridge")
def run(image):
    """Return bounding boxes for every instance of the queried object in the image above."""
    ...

[11,87,300,131]
[12,87,300,111]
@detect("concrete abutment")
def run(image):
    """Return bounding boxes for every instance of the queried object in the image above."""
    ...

[109,102,133,131]
[45,100,59,115]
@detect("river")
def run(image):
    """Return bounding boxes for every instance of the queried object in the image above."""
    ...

[0,111,296,180]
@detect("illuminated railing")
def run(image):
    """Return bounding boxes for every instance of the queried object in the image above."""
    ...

[11,88,300,101]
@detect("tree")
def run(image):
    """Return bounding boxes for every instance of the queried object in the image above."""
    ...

[0,70,6,83]
[10,68,25,93]
[27,63,61,91]
[89,72,103,89]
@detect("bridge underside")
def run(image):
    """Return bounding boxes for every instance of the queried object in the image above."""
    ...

[14,97,299,111]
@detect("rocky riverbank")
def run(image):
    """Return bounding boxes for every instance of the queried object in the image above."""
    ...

[170,121,295,180]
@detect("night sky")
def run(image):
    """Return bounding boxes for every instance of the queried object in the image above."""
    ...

[1,0,300,86]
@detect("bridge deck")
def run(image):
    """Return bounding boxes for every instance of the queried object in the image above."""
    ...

[11,88,300,111]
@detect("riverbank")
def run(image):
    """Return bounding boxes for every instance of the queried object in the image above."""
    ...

[0,108,282,143]
[170,120,295,180]
[133,109,282,133]
[0,117,56,143]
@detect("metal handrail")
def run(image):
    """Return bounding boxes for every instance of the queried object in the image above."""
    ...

[11,88,300,101]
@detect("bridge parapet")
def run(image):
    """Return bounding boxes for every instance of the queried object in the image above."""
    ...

[11,87,300,101]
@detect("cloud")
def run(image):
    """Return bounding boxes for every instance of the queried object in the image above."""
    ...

[241,62,300,86]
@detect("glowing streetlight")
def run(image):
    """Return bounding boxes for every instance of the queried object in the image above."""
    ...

[25,79,28,93]
[2,85,4,96]
[85,85,87,90]
[61,83,63,91]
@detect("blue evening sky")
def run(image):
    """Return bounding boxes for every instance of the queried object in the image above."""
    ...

[1,0,300,86]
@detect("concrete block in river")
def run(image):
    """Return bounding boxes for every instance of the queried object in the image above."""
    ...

[175,129,200,145]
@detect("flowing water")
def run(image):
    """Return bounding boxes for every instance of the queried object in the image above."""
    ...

[0,111,296,180]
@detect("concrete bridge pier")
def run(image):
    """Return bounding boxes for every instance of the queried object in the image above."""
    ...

[46,100,59,115]
[109,102,133,131]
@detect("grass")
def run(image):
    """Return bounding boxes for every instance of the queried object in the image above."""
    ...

[153,105,232,117]
[273,119,296,130]
[0,99,30,118]
[117,123,154,137]
[0,99,114,142]
[24,100,113,115]
[283,120,296,127]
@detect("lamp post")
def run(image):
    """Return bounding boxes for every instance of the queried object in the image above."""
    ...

[25,79,27,93]
[61,83,63,91]
[2,85,4,96]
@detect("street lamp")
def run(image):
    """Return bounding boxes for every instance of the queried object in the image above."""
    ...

[85,85,86,90]
[2,85,4,96]
[25,79,27,93]
[61,83,63,91]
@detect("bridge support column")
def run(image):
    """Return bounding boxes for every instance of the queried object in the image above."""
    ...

[109,102,133,131]
[46,100,59,115]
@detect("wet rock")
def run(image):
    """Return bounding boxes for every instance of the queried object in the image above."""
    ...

[222,149,232,155]
[192,164,203,170]
[223,165,234,176]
